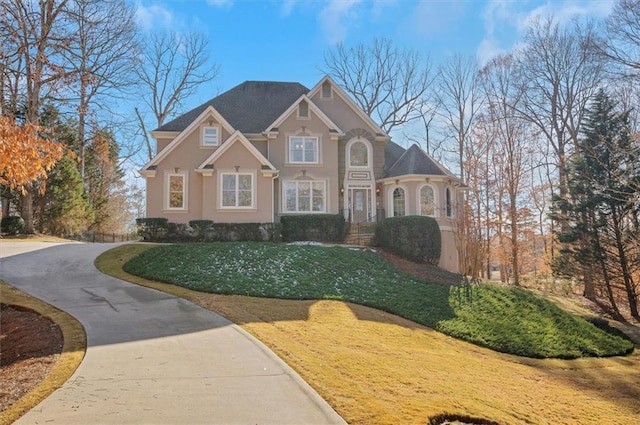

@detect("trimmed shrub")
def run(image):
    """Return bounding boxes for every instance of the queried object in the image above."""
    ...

[281,214,346,242]
[1,216,25,235]
[205,223,280,242]
[189,220,214,240]
[136,217,168,241]
[375,216,441,265]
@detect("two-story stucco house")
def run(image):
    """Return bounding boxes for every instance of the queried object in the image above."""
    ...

[140,76,464,272]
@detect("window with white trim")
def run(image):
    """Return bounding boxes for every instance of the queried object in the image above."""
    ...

[221,173,253,208]
[283,180,326,213]
[419,185,436,216]
[349,140,369,167]
[166,173,186,210]
[446,187,453,217]
[289,136,319,163]
[393,187,406,217]
[202,126,219,146]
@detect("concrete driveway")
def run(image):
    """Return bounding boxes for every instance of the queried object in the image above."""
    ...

[0,241,346,424]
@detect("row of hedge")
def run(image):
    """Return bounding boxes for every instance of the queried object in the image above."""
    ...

[136,214,349,243]
[136,215,442,266]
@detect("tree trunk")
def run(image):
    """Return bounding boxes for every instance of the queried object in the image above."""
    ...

[610,205,639,319]
[21,190,35,234]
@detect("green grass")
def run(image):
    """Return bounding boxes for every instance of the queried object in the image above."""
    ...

[123,242,634,358]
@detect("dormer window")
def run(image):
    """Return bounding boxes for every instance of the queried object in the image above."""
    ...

[321,81,332,98]
[202,126,219,146]
[298,100,309,119]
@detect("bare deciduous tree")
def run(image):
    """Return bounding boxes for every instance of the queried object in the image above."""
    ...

[322,37,435,134]
[0,0,73,233]
[515,16,604,239]
[435,53,482,182]
[135,31,220,161]
[479,54,534,286]
[64,0,139,179]
[601,0,640,75]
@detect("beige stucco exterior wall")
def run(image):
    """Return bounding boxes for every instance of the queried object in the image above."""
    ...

[268,109,340,215]
[379,177,462,273]
[438,229,460,274]
[200,140,273,223]
[145,116,268,223]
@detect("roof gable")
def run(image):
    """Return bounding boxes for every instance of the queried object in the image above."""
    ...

[196,130,276,171]
[266,94,344,133]
[156,81,309,133]
[308,75,388,138]
[384,143,459,179]
[142,105,235,170]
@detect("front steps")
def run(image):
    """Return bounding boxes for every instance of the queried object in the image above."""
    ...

[344,222,377,246]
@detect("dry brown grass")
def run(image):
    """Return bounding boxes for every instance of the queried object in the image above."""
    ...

[97,244,640,425]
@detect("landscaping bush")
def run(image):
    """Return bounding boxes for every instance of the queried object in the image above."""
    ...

[189,220,214,240]
[375,216,441,265]
[281,214,346,242]
[204,223,280,242]
[135,217,168,241]
[1,216,25,235]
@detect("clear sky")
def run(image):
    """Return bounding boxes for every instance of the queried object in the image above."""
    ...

[133,0,615,104]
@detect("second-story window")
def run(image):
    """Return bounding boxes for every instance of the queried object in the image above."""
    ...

[349,141,369,167]
[289,136,319,164]
[202,126,219,146]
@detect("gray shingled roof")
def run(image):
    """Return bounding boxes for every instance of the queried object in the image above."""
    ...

[384,143,450,178]
[155,81,309,133]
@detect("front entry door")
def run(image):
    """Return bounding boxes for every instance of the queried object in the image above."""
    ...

[351,188,369,222]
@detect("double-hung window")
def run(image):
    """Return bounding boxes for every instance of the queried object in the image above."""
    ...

[283,180,326,213]
[202,126,219,146]
[221,173,253,208]
[167,173,186,210]
[289,136,318,164]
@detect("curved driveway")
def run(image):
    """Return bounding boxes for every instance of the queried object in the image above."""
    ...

[0,242,345,424]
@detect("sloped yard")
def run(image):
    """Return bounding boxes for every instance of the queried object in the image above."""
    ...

[97,243,640,425]
[122,242,633,358]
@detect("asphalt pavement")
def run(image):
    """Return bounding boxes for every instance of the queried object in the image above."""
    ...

[0,241,346,425]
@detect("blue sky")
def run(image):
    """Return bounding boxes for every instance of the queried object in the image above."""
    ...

[133,0,615,105]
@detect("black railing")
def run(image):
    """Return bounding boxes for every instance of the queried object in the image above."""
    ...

[65,231,139,243]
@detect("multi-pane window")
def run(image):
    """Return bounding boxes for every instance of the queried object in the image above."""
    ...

[393,187,405,217]
[420,185,435,216]
[289,136,318,163]
[203,126,219,146]
[167,174,185,209]
[221,173,253,208]
[349,141,368,167]
[283,180,326,213]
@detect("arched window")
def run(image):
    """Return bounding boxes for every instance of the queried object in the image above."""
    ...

[420,185,435,216]
[349,141,369,167]
[446,187,452,217]
[393,187,406,217]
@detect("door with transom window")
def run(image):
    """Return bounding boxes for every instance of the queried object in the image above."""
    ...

[350,187,370,222]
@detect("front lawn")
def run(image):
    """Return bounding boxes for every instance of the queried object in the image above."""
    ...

[122,242,633,358]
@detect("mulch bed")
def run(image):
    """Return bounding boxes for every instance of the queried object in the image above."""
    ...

[0,304,63,412]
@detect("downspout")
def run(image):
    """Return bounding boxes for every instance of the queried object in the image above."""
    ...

[271,172,279,224]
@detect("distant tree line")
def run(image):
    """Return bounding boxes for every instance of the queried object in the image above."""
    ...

[322,0,640,318]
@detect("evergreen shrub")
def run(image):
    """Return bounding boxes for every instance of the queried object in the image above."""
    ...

[281,214,346,242]
[375,216,441,265]
[136,217,168,241]
[1,216,25,235]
